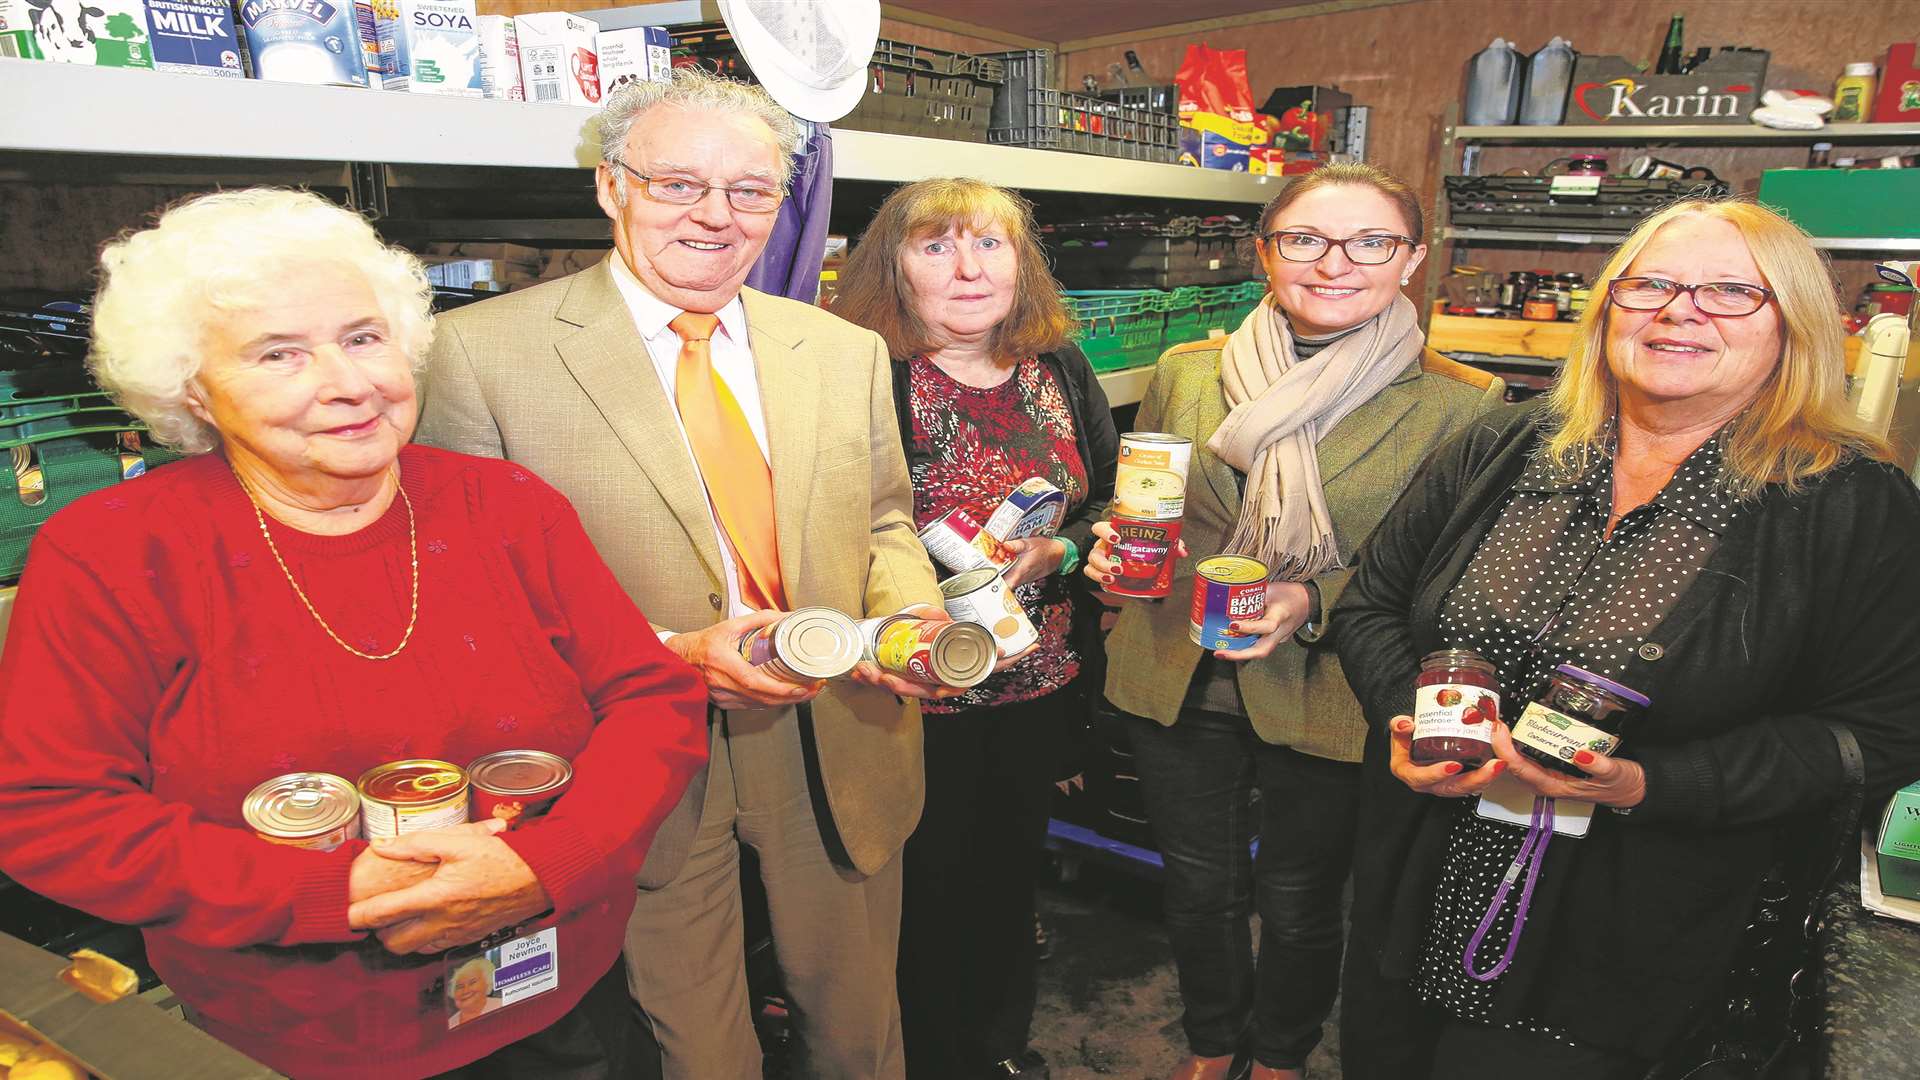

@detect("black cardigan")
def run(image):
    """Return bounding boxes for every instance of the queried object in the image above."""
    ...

[1333,402,1920,1058]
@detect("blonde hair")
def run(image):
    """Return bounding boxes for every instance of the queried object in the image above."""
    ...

[90,188,434,454]
[1541,197,1892,497]
[833,177,1074,360]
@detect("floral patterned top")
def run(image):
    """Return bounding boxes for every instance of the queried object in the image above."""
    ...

[907,354,1089,711]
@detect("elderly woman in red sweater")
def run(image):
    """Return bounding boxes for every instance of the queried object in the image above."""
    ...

[0,188,708,1079]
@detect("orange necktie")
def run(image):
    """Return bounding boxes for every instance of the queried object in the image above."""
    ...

[669,312,787,611]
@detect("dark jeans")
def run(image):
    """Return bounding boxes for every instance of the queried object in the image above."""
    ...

[429,959,657,1080]
[1124,707,1360,1070]
[898,694,1061,1078]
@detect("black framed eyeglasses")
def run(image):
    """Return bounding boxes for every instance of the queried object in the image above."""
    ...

[1259,230,1416,265]
[616,162,784,214]
[1606,276,1773,318]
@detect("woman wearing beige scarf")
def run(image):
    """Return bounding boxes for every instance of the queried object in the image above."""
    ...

[1084,165,1505,1080]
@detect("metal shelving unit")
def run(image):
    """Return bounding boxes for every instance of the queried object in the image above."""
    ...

[1444,226,1920,253]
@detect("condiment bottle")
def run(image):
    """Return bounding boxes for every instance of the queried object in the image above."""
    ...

[1510,665,1649,776]
[1808,141,1832,168]
[1833,62,1877,123]
[1522,290,1560,321]
[1411,649,1501,768]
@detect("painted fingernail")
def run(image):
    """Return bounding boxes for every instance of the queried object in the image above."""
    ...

[1490,761,1507,775]
[1443,762,1463,775]
[1573,750,1596,766]
[1102,575,1114,584]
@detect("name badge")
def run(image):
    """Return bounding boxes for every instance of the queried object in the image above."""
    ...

[1475,773,1594,838]
[443,926,560,1029]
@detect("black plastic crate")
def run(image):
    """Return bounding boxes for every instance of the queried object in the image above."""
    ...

[1444,175,1732,231]
[1097,83,1176,115]
[983,49,1178,163]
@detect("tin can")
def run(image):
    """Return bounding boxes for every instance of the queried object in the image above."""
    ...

[871,617,995,688]
[1106,514,1183,598]
[1189,556,1270,651]
[356,759,470,839]
[467,749,573,827]
[854,613,916,662]
[917,507,1015,574]
[244,772,361,850]
[737,606,863,683]
[983,477,1068,541]
[940,566,1039,655]
[1113,433,1193,520]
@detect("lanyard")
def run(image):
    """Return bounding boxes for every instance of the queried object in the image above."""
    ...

[1463,795,1555,982]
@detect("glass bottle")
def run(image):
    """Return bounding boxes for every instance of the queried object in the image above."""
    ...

[1510,664,1650,777]
[1411,649,1501,768]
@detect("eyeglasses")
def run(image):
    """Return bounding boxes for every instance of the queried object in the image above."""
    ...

[1259,230,1416,265]
[1607,276,1773,318]
[616,162,784,214]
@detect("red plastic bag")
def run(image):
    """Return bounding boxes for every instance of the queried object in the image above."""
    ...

[1176,44,1254,122]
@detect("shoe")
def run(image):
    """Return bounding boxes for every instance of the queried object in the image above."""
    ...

[985,1048,1050,1077]
[1249,1065,1304,1080]
[1164,1052,1251,1080]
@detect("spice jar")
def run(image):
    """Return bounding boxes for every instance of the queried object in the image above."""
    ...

[1510,664,1650,777]
[1411,649,1501,768]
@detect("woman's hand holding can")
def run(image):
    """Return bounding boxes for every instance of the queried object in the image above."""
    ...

[1213,580,1314,662]
[1082,520,1190,596]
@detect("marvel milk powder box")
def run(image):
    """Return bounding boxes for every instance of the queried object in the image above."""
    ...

[144,0,242,76]
[2,0,153,66]
[378,0,482,95]
[237,0,370,86]
[514,10,597,106]
[474,13,521,100]
[597,24,668,94]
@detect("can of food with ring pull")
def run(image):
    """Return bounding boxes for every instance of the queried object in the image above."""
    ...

[871,617,995,688]
[737,606,864,682]
[1105,514,1183,598]
[1189,555,1270,651]
[467,750,574,828]
[917,507,1015,574]
[983,477,1068,541]
[1113,433,1193,520]
[356,759,470,839]
[244,772,362,851]
[940,566,1039,655]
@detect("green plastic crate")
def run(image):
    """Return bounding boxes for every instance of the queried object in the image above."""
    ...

[1164,281,1266,348]
[1066,289,1168,372]
[1757,168,1920,239]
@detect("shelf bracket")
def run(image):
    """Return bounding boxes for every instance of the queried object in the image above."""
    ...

[347,163,390,221]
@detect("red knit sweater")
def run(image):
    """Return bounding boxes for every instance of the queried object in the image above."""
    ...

[0,445,708,1079]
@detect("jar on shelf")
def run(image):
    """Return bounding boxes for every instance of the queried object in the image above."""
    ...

[1411,649,1501,768]
[1500,270,1539,311]
[1510,664,1650,777]
[1522,290,1560,321]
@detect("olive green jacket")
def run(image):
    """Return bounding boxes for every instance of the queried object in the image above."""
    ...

[1103,340,1505,761]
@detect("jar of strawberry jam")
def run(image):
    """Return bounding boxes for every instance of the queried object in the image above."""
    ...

[1411,649,1501,768]
[1510,664,1649,777]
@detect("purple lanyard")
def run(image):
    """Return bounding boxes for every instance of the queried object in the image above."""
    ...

[1462,795,1555,982]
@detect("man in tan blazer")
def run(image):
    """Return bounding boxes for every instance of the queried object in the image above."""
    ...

[415,68,944,1080]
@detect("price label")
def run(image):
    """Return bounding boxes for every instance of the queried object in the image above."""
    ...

[1549,174,1603,198]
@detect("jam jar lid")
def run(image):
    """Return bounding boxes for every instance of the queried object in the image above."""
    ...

[1554,664,1651,707]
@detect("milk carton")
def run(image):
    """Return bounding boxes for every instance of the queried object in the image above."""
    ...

[514,11,597,107]
[597,25,668,94]
[2,0,154,67]
[144,0,243,77]
[353,0,385,85]
[474,14,520,101]
[237,0,370,86]
[378,0,482,96]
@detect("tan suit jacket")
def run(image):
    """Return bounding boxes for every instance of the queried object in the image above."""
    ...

[415,259,942,882]
[1104,341,1504,762]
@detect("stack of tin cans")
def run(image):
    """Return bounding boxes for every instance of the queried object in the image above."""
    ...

[1106,432,1193,598]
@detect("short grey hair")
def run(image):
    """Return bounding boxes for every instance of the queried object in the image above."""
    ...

[90,188,434,455]
[596,65,805,202]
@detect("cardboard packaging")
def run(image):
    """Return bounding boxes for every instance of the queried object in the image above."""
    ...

[378,0,483,96]
[1876,780,1920,901]
[597,24,668,95]
[1873,42,1920,123]
[1,0,154,67]
[1562,49,1768,126]
[514,11,598,106]
[144,0,243,77]
[474,13,520,100]
[1178,111,1266,171]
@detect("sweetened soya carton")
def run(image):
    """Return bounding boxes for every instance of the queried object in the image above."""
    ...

[1876,780,1920,901]
[237,0,370,86]
[144,0,243,77]
[514,11,597,106]
[597,25,668,94]
[0,0,154,66]
[377,0,482,96]
[474,14,520,101]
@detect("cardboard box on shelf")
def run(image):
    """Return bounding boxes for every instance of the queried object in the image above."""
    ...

[1873,42,1920,123]
[515,11,599,106]
[474,14,521,100]
[1177,111,1266,171]
[1,0,154,67]
[597,25,668,94]
[1562,49,1768,126]
[144,0,244,77]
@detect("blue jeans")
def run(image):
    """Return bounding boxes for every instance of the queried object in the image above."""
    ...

[1124,707,1360,1069]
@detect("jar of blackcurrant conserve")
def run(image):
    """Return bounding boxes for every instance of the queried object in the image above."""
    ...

[1510,664,1650,777]
[1411,649,1501,768]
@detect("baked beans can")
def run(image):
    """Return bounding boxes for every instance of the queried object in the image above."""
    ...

[1113,433,1193,520]
[871,617,995,689]
[244,772,361,851]
[737,606,863,682]
[983,477,1068,541]
[1189,555,1270,651]
[940,566,1040,655]
[917,507,1015,574]
[1106,514,1183,598]
[467,750,573,828]
[356,759,470,839]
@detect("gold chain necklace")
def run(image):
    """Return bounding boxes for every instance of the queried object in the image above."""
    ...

[233,465,419,661]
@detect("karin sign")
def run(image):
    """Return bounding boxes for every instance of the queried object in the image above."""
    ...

[1564,51,1768,127]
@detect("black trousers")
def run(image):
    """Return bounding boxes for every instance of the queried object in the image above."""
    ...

[430,959,658,1080]
[1124,707,1360,1070]
[897,694,1061,1078]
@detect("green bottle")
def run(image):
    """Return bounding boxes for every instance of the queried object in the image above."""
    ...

[1656,14,1685,75]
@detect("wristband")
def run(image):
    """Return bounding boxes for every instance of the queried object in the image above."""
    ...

[1056,536,1081,576]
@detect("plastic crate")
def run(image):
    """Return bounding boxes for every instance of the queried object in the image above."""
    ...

[983,50,1178,163]
[1163,281,1265,347]
[1066,289,1167,372]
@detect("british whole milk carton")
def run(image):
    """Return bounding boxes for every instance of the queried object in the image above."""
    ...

[1,0,154,66]
[597,25,668,94]
[474,13,520,101]
[145,0,243,77]
[514,11,597,106]
[378,0,482,96]
[237,0,370,86]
